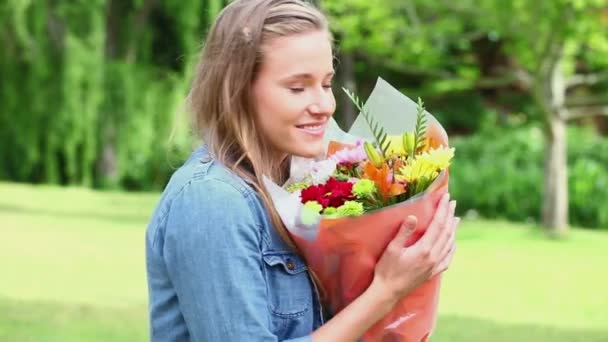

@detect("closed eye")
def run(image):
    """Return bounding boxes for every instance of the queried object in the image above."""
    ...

[289,87,305,93]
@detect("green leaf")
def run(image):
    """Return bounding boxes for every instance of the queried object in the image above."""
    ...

[342,87,391,159]
[412,97,428,156]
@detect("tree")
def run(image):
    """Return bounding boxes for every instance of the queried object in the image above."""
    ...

[0,0,226,190]
[324,0,608,235]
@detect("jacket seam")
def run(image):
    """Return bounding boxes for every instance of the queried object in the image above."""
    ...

[150,178,194,251]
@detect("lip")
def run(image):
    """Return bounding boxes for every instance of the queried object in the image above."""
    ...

[296,121,327,137]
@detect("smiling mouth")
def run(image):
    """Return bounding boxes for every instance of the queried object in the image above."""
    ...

[296,122,327,136]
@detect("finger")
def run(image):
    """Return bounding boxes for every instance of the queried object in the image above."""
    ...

[443,200,456,230]
[419,193,450,245]
[390,215,418,249]
[432,202,457,255]
[434,216,459,261]
[432,243,457,277]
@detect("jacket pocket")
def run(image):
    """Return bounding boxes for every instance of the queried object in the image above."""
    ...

[262,251,312,318]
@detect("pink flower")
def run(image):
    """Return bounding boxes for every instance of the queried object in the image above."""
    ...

[331,140,368,164]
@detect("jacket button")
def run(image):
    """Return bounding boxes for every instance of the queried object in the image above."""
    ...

[286,259,295,271]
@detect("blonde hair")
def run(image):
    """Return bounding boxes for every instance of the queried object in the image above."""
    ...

[187,0,330,297]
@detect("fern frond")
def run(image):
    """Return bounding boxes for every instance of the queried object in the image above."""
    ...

[343,87,391,158]
[412,97,428,154]
[378,131,390,156]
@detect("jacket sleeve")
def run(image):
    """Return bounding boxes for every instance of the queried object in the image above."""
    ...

[162,178,311,342]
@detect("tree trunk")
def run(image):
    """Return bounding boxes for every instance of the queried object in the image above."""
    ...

[542,114,569,236]
[126,0,155,63]
[98,125,119,188]
[97,0,120,188]
[538,52,569,235]
[338,50,358,128]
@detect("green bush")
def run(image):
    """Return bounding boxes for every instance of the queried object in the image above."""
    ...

[450,121,608,230]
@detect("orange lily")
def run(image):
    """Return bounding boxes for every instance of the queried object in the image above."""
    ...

[362,162,406,202]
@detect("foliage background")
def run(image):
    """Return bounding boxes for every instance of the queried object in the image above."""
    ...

[2,0,606,228]
[1,1,607,340]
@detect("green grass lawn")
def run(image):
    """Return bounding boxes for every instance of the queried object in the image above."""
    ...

[1,181,607,341]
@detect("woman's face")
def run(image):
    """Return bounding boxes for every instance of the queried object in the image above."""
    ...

[252,30,336,160]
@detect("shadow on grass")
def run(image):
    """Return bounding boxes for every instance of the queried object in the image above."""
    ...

[434,314,608,342]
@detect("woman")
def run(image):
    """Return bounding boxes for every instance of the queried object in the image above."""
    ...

[145,0,459,341]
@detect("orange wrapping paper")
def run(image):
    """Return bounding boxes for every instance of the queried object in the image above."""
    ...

[294,172,447,341]
[295,123,449,342]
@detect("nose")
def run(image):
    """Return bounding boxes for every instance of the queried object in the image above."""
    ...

[309,89,335,116]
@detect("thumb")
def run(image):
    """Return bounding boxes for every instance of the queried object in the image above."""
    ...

[391,215,418,248]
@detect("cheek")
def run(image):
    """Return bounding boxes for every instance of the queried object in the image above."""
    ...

[256,93,300,139]
[260,94,302,128]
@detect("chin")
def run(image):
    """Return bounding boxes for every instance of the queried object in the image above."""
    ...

[290,143,324,159]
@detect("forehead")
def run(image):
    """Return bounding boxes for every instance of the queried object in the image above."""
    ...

[259,30,333,77]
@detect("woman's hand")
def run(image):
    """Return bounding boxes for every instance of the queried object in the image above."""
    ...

[370,192,459,307]
[311,192,459,342]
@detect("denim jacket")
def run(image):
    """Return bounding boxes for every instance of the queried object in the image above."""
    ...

[146,145,324,341]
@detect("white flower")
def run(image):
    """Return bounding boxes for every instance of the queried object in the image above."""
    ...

[310,159,337,185]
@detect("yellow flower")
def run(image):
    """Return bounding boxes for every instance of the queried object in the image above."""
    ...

[418,146,455,170]
[396,157,438,183]
[386,135,406,156]
[397,145,454,184]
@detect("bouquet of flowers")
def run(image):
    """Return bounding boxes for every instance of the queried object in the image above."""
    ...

[264,78,454,341]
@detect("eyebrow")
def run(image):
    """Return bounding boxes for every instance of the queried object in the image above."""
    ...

[283,71,335,81]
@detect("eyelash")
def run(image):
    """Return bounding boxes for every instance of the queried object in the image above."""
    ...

[289,84,333,93]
